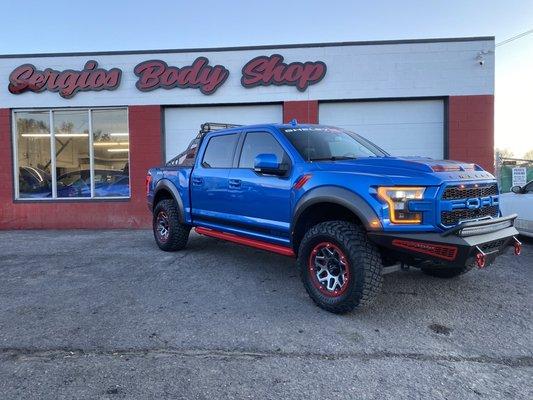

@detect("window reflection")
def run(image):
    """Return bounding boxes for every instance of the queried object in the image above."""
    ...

[54,110,90,198]
[14,108,130,199]
[16,111,52,198]
[92,109,130,197]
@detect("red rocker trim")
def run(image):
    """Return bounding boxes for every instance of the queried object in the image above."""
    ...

[195,227,295,257]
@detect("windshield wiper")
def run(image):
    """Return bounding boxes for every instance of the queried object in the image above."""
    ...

[308,156,356,161]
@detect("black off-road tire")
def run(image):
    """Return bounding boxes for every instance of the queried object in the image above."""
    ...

[153,199,190,251]
[421,265,471,279]
[297,221,383,314]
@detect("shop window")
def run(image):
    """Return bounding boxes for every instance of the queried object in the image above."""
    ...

[14,108,129,200]
[16,111,52,198]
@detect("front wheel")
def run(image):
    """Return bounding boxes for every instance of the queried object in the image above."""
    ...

[153,199,191,251]
[297,221,383,314]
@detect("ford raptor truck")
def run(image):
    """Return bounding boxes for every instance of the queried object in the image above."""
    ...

[146,122,521,313]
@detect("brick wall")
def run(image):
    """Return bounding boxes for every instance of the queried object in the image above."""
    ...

[448,95,494,172]
[0,106,162,229]
[283,101,318,123]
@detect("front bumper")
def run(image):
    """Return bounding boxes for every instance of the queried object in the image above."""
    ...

[368,214,520,268]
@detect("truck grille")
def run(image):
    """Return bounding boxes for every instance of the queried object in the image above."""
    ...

[442,184,498,200]
[441,205,499,226]
[439,183,499,227]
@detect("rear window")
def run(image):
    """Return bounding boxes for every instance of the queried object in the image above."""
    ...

[202,134,239,168]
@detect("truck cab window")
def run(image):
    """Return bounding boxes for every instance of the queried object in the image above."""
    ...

[239,131,288,168]
[201,133,238,168]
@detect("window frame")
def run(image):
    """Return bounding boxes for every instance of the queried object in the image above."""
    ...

[12,107,130,201]
[200,132,240,169]
[236,130,292,172]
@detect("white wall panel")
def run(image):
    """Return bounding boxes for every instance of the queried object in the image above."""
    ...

[164,104,282,161]
[319,100,444,159]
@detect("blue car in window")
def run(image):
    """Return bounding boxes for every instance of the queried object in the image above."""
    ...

[57,169,130,198]
[18,166,52,198]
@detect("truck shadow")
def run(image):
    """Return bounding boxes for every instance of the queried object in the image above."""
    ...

[183,233,510,319]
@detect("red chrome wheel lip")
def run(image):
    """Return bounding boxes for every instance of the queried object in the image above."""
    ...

[308,241,351,298]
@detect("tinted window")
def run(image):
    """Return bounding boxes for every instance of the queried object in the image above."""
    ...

[281,127,387,161]
[239,131,288,168]
[202,134,239,168]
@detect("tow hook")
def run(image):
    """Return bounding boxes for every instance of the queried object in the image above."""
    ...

[513,236,522,256]
[474,246,486,269]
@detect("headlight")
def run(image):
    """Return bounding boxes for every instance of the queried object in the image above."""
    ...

[377,187,426,224]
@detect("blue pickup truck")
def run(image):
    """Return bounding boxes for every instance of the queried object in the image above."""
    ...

[146,122,521,313]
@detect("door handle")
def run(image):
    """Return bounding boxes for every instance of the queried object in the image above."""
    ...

[192,177,204,186]
[229,179,241,188]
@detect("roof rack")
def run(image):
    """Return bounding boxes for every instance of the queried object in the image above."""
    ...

[199,122,242,136]
[165,122,242,167]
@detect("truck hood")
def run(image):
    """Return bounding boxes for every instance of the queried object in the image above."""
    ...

[314,156,495,185]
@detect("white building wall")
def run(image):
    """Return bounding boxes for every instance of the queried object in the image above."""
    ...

[0,38,495,109]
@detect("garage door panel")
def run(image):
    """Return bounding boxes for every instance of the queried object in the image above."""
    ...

[164,104,282,161]
[319,100,444,159]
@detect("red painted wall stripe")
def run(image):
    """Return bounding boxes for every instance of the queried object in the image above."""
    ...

[448,95,494,172]
[0,106,162,229]
[283,100,318,123]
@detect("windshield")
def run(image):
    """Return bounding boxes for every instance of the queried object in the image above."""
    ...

[280,126,388,161]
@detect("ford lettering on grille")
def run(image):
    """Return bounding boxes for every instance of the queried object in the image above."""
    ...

[440,184,500,227]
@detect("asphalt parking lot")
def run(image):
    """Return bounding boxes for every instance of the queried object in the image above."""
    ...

[0,230,531,399]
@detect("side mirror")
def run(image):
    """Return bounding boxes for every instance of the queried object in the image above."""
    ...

[511,185,523,194]
[254,153,288,176]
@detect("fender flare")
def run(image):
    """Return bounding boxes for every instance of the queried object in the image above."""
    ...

[291,186,381,246]
[153,179,185,223]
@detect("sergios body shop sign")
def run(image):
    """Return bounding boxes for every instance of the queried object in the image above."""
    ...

[8,54,327,99]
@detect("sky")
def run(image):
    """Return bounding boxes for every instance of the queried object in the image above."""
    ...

[0,0,531,157]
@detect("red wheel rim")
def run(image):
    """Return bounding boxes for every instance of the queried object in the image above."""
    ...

[308,241,351,297]
[155,211,170,243]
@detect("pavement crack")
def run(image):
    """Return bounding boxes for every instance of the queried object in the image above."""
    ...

[1,347,531,368]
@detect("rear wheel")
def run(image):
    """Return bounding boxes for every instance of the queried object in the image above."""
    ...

[153,199,190,251]
[297,221,383,314]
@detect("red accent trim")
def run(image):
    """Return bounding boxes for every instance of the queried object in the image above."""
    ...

[514,241,521,256]
[195,227,295,257]
[475,252,486,268]
[145,174,152,196]
[308,241,350,297]
[448,95,494,172]
[431,164,461,172]
[392,239,458,261]
[293,174,312,189]
[283,100,318,123]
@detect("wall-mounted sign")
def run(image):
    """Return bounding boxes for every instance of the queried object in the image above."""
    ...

[134,57,229,95]
[7,54,327,98]
[8,60,122,99]
[241,54,327,91]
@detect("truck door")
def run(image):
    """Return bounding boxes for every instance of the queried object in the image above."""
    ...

[190,132,240,227]
[227,130,292,242]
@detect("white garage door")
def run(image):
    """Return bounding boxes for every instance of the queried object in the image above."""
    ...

[164,104,282,161]
[319,100,444,159]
